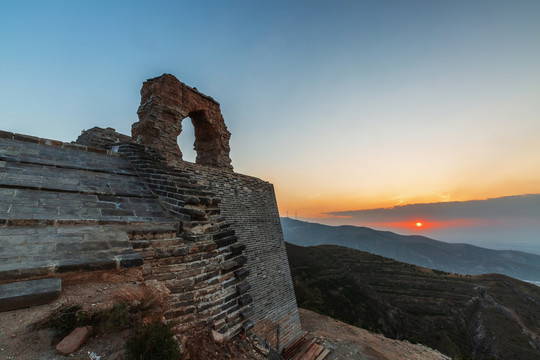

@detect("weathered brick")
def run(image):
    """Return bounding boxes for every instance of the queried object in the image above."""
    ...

[241,320,254,333]
[234,268,249,280]
[230,243,245,254]
[240,307,254,320]
[236,282,251,294]
[238,294,252,307]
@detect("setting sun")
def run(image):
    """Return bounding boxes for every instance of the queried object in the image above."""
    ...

[416,222,423,227]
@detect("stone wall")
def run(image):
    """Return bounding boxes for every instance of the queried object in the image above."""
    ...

[76,127,133,149]
[116,142,254,340]
[73,74,303,349]
[171,160,302,349]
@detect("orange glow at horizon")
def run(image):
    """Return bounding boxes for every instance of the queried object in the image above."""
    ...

[272,178,540,221]
[366,218,486,231]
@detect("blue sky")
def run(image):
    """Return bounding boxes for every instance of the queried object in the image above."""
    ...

[1,0,539,252]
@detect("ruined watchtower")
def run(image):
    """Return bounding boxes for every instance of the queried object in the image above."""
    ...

[132,74,233,170]
[0,74,301,354]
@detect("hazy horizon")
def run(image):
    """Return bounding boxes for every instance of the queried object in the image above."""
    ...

[290,193,540,255]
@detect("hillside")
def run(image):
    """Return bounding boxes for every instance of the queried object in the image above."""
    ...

[298,308,450,360]
[281,217,540,281]
[285,242,540,360]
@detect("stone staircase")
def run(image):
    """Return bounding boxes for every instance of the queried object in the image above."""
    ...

[118,143,254,339]
[0,132,254,340]
[0,132,177,311]
[117,143,221,224]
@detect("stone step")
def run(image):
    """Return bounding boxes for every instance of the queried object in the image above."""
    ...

[0,160,151,197]
[0,138,136,175]
[149,237,184,247]
[131,237,184,249]
[0,185,174,224]
[0,278,62,312]
[145,176,198,188]
[0,225,145,283]
[126,224,178,240]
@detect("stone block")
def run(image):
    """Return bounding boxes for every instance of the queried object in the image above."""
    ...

[221,260,236,271]
[14,133,40,143]
[56,258,117,273]
[233,255,247,267]
[0,130,14,139]
[0,278,61,312]
[213,229,235,240]
[234,268,249,280]
[230,243,246,254]
[0,261,53,282]
[116,253,144,268]
[240,307,254,320]
[215,235,237,248]
[236,281,251,295]
[238,294,253,307]
[241,320,254,333]
[56,326,93,355]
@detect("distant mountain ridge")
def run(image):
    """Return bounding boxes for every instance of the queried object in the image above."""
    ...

[285,242,540,359]
[281,217,540,281]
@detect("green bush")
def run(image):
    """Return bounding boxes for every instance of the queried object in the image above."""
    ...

[100,302,129,330]
[43,305,87,337]
[125,321,183,360]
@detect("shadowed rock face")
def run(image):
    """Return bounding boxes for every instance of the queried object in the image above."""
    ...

[132,74,233,170]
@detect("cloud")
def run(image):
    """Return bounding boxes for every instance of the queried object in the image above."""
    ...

[325,194,540,223]
[303,194,540,254]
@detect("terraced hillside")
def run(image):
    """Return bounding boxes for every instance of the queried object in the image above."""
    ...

[286,242,540,360]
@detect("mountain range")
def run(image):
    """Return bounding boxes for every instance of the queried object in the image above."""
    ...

[281,217,540,282]
[285,242,540,359]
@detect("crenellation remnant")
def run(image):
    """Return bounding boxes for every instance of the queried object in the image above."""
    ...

[132,74,233,170]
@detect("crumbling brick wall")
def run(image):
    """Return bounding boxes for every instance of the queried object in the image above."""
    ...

[173,161,303,349]
[74,74,303,349]
[132,74,233,170]
[75,127,133,148]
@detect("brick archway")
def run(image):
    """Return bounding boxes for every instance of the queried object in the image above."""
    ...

[132,74,233,170]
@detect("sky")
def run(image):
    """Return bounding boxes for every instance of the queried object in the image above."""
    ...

[321,194,540,254]
[1,1,539,252]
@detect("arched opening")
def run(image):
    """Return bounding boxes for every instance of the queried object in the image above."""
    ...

[177,118,197,163]
[133,74,232,170]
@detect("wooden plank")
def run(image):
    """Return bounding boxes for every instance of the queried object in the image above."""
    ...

[303,343,323,360]
[282,333,309,359]
[292,338,316,360]
[315,349,330,360]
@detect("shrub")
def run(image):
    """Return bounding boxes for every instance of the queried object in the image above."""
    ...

[125,321,183,360]
[38,305,88,337]
[100,302,129,331]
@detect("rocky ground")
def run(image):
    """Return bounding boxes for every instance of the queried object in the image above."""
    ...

[0,269,449,360]
[0,304,450,360]
[0,271,268,360]
[298,308,451,360]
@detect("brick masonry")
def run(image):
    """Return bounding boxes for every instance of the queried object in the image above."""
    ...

[2,74,302,350]
[115,142,255,340]
[76,127,302,348]
[171,160,303,348]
